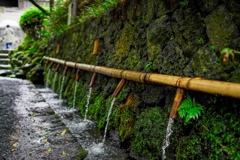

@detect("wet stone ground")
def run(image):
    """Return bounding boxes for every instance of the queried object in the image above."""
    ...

[0,77,87,160]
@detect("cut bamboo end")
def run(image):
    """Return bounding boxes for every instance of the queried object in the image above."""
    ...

[56,44,60,54]
[89,72,97,87]
[93,40,99,55]
[170,88,186,119]
[113,79,127,98]
[63,66,68,76]
[55,64,61,72]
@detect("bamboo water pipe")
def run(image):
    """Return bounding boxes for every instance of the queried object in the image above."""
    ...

[43,56,240,99]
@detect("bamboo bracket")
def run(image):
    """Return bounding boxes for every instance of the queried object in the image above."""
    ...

[89,72,97,87]
[170,88,186,119]
[113,79,127,98]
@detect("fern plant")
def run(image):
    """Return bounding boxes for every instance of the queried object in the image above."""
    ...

[178,97,203,124]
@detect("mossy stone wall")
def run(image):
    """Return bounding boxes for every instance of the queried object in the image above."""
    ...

[44,0,240,159]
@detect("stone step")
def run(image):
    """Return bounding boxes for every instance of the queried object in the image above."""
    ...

[0,54,9,58]
[0,70,12,76]
[0,59,10,62]
[0,59,10,64]
[0,64,11,69]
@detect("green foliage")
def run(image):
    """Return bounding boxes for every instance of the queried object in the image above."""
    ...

[19,7,49,39]
[197,37,205,45]
[79,0,120,23]
[144,62,153,72]
[177,102,240,159]
[180,0,188,6]
[211,46,215,50]
[178,97,203,124]
[46,0,69,35]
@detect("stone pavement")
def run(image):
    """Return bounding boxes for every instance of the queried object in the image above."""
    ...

[0,77,87,160]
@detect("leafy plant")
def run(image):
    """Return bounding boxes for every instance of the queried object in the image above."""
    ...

[197,37,205,45]
[178,97,203,124]
[144,62,153,72]
[180,0,188,6]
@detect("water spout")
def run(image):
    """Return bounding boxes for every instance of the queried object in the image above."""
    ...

[84,87,92,121]
[52,72,58,90]
[73,81,78,109]
[102,97,116,144]
[59,76,65,99]
[162,118,174,160]
[45,69,51,88]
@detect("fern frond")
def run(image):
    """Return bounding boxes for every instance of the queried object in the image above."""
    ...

[178,97,192,118]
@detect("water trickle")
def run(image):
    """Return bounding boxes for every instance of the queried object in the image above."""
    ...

[102,97,116,144]
[59,76,65,99]
[52,72,58,90]
[73,81,78,109]
[162,118,174,160]
[45,69,51,88]
[84,87,92,121]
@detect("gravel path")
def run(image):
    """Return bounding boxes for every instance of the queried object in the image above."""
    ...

[0,77,87,160]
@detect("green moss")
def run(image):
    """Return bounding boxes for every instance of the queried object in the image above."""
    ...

[131,107,169,159]
[176,99,240,159]
[75,146,88,160]
[87,93,108,130]
[47,109,55,115]
[115,23,135,64]
[55,114,60,119]
[119,106,135,140]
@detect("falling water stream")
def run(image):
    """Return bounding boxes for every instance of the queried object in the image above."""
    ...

[52,72,58,89]
[102,97,116,144]
[84,87,92,121]
[162,117,174,160]
[59,76,65,99]
[45,69,51,88]
[73,81,78,109]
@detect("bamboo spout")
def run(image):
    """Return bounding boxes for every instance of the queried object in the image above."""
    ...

[75,69,81,82]
[55,64,61,72]
[170,88,186,119]
[89,72,97,87]
[113,79,127,98]
[63,66,68,76]
[49,61,54,68]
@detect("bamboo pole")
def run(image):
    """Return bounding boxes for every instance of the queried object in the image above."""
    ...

[43,56,240,99]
